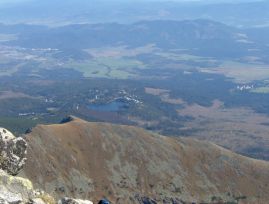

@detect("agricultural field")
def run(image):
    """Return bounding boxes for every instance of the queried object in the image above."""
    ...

[65,57,146,79]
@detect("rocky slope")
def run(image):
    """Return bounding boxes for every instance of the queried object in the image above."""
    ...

[21,116,269,204]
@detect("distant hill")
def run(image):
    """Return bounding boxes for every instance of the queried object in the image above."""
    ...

[22,116,269,203]
[0,0,268,27]
[2,19,267,59]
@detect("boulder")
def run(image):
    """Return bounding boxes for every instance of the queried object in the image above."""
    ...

[0,128,27,175]
[58,198,93,204]
[135,195,157,204]
[30,198,47,204]
[0,168,57,204]
[98,199,110,204]
[0,169,34,203]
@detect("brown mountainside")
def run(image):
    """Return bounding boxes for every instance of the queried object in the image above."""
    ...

[22,117,269,203]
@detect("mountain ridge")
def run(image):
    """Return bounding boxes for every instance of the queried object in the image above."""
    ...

[1,19,255,59]
[21,116,269,203]
[0,0,268,27]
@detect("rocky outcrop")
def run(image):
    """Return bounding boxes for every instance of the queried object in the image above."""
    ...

[0,168,56,204]
[0,169,34,203]
[135,195,185,204]
[58,198,93,204]
[0,128,27,175]
[60,116,76,124]
[0,127,93,204]
[0,128,53,204]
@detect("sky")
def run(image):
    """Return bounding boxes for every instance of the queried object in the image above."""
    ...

[0,0,32,5]
[0,0,262,2]
[0,0,263,6]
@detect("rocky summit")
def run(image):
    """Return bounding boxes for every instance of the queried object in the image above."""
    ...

[19,116,269,204]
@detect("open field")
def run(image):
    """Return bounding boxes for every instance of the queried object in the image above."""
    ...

[156,52,216,63]
[0,91,35,100]
[66,57,146,79]
[1,44,269,84]
[0,34,17,42]
[86,48,269,84]
[251,87,269,94]
[86,44,156,58]
[202,61,269,83]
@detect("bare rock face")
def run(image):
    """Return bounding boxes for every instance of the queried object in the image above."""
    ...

[0,169,35,203]
[0,128,27,175]
[0,128,34,203]
[58,198,93,204]
[0,168,58,204]
[30,198,47,204]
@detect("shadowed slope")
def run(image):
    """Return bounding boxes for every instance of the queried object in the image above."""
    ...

[22,117,269,203]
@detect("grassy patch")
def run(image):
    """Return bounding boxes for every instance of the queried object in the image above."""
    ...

[67,57,146,79]
[86,45,155,58]
[0,34,17,42]
[251,87,269,94]
[156,53,213,61]
[202,61,269,83]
